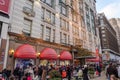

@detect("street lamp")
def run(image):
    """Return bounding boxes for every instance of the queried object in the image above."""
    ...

[9,49,14,57]
[37,52,40,58]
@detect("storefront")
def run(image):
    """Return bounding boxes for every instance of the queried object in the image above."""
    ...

[14,44,36,69]
[59,51,72,66]
[6,32,71,70]
[39,48,58,66]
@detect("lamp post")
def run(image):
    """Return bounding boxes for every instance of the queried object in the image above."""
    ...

[9,49,14,57]
[37,52,40,58]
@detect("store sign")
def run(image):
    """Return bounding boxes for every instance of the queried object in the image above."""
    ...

[0,0,10,14]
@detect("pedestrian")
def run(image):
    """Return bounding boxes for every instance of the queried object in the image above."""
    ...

[110,75,118,80]
[96,64,101,76]
[73,67,78,80]
[62,69,67,80]
[118,65,120,78]
[67,66,72,80]
[105,64,109,78]
[112,64,119,79]
[78,67,83,80]
[82,65,89,80]
[106,63,118,80]
[38,66,43,80]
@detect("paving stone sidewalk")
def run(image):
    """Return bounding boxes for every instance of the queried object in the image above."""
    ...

[91,71,107,80]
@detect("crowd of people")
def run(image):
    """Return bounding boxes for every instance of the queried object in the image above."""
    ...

[105,63,120,80]
[1,62,120,80]
[0,63,92,80]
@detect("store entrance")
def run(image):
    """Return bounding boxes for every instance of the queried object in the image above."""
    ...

[15,59,34,69]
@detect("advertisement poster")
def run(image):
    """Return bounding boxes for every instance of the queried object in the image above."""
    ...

[0,0,10,14]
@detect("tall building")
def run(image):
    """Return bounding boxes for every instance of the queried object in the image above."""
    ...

[82,0,101,52]
[97,13,120,61]
[109,18,120,53]
[0,0,100,70]
[0,0,10,71]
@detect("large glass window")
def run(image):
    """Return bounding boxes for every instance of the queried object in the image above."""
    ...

[0,22,2,37]
[46,27,51,41]
[60,32,62,43]
[53,30,55,42]
[60,18,69,31]
[61,5,67,16]
[42,8,56,25]
[25,0,33,10]
[61,0,66,3]
[41,7,45,20]
[41,0,55,8]
[23,18,32,36]
[46,10,51,19]
[72,26,79,36]
[63,34,67,44]
[46,0,52,6]
[72,12,77,22]
[68,35,70,44]
[40,25,44,39]
[90,9,95,34]
[51,13,55,24]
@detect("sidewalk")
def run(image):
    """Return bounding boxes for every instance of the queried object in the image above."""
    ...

[91,71,106,80]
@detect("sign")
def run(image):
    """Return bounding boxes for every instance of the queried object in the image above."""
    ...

[0,0,10,14]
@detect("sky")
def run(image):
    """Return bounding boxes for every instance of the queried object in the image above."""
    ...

[96,0,120,19]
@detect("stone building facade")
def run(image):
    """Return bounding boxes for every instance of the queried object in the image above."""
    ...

[97,13,120,61]
[109,18,120,53]
[0,0,10,71]
[0,0,100,70]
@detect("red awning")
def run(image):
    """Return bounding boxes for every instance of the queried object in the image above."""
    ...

[86,58,102,62]
[86,49,101,62]
[60,51,72,60]
[40,48,58,60]
[14,44,36,59]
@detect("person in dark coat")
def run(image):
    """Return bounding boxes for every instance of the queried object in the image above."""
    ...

[38,66,43,80]
[112,64,119,78]
[82,65,89,80]
[67,66,72,80]
[106,63,118,80]
[96,64,101,76]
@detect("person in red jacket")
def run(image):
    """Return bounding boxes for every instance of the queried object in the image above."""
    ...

[62,70,67,80]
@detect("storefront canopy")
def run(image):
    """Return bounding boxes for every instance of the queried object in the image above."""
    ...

[86,58,101,62]
[60,51,72,60]
[86,49,101,62]
[40,48,58,60]
[14,44,36,59]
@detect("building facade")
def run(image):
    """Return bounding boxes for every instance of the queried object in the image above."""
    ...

[82,0,101,52]
[0,0,100,70]
[97,13,120,61]
[109,18,120,53]
[0,0,11,71]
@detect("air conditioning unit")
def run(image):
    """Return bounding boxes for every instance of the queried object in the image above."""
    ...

[23,7,35,17]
